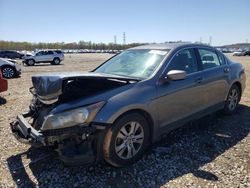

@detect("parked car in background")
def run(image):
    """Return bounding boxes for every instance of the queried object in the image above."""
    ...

[233,50,245,56]
[23,50,64,66]
[0,69,8,92]
[11,43,245,167]
[0,58,21,78]
[243,50,250,56]
[0,50,24,59]
[22,52,33,58]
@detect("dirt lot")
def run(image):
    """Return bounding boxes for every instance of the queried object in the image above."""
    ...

[0,53,249,187]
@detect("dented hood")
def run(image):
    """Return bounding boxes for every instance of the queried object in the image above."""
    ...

[32,72,139,102]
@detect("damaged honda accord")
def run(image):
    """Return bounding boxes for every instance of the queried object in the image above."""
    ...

[10,43,246,167]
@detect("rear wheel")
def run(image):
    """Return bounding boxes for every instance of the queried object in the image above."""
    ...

[2,66,16,78]
[223,84,241,114]
[52,58,60,65]
[103,113,150,167]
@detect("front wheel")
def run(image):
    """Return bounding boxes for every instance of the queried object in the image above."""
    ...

[27,59,35,66]
[223,84,241,114]
[103,113,150,167]
[2,66,16,78]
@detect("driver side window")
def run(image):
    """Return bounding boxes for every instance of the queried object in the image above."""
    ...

[167,48,198,74]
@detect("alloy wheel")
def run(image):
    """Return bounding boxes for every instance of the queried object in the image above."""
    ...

[2,67,14,78]
[115,121,144,159]
[228,88,239,111]
[54,59,60,64]
[28,59,34,66]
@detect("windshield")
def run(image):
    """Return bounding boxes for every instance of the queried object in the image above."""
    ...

[94,49,169,79]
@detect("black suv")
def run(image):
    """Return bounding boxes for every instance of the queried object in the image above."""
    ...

[0,50,24,59]
[243,50,250,56]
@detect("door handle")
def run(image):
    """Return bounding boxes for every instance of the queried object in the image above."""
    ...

[224,67,230,73]
[195,77,203,84]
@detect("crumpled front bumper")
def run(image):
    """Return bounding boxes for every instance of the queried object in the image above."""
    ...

[10,112,108,165]
[10,113,44,147]
[10,112,96,147]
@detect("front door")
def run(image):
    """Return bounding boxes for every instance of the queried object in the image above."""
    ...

[156,48,205,130]
[35,51,45,62]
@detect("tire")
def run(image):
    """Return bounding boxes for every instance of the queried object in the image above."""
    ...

[223,84,241,115]
[103,113,150,167]
[2,66,16,78]
[27,59,35,66]
[52,58,60,65]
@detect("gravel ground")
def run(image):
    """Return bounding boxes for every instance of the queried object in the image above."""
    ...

[0,53,249,188]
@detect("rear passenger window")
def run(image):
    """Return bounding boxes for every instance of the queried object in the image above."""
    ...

[55,50,62,54]
[167,48,198,74]
[47,51,54,55]
[198,49,221,70]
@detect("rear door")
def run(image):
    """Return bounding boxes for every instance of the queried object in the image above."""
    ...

[196,48,230,108]
[41,51,50,61]
[46,51,55,61]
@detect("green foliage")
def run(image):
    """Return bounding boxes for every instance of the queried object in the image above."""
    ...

[0,40,146,51]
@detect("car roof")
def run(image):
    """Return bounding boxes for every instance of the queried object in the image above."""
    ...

[130,42,212,50]
[0,50,16,52]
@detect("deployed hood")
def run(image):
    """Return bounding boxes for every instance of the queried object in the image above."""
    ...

[31,72,139,104]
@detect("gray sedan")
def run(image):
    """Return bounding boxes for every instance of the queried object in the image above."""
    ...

[11,43,246,167]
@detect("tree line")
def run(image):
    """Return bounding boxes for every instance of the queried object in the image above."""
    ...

[0,40,146,51]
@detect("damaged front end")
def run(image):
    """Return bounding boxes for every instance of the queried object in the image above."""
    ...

[11,98,106,165]
[10,72,137,165]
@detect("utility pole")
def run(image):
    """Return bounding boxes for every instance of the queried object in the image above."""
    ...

[200,37,202,44]
[114,35,117,45]
[209,36,212,45]
[123,32,126,45]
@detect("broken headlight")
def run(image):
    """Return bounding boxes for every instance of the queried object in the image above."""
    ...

[41,101,105,130]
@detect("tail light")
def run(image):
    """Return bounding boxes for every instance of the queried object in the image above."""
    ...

[0,69,3,78]
[0,69,8,92]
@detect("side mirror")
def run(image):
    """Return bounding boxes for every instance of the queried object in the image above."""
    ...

[165,70,187,81]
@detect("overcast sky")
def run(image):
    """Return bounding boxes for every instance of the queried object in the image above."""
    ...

[0,0,249,46]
